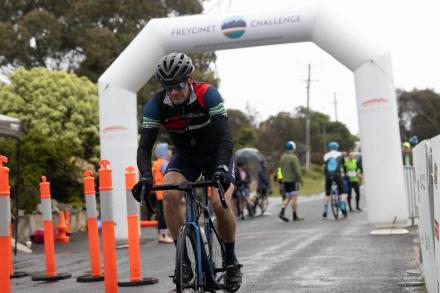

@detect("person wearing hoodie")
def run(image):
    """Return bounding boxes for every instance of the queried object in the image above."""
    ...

[152,143,173,243]
[278,141,304,222]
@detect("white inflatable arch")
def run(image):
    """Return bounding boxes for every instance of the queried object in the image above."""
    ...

[99,2,407,240]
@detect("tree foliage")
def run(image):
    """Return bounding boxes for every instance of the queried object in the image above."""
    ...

[256,108,356,165]
[398,89,440,141]
[0,67,98,211]
[0,0,206,81]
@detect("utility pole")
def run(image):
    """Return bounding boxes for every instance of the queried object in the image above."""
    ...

[304,63,317,171]
[331,92,339,122]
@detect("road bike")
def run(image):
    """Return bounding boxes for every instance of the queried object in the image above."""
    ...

[329,180,340,220]
[151,179,227,292]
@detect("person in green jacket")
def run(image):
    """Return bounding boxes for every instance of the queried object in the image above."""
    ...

[278,140,304,222]
[343,152,362,211]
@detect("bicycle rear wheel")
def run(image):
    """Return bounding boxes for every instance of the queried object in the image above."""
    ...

[176,225,204,293]
[330,191,339,219]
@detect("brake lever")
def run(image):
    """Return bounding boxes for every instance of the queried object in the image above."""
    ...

[216,179,228,209]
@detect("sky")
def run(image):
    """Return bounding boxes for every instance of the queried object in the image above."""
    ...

[202,0,440,134]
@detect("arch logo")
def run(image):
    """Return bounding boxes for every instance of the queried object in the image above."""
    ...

[221,16,246,39]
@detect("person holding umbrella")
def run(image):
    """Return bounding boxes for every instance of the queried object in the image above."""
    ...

[278,141,304,222]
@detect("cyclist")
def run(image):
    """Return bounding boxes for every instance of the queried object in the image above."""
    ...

[323,141,348,218]
[278,141,304,222]
[132,53,242,292]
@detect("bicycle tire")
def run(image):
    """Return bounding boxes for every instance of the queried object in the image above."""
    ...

[208,219,226,292]
[330,191,339,219]
[176,225,205,293]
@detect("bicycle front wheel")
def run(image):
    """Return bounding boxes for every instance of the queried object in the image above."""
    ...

[330,192,339,220]
[208,219,226,292]
[176,225,204,293]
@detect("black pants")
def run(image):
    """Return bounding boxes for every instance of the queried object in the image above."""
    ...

[156,200,167,230]
[347,181,360,208]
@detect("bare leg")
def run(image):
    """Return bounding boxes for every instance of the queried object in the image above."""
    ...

[211,184,236,242]
[162,171,186,240]
[291,196,298,212]
[281,197,291,208]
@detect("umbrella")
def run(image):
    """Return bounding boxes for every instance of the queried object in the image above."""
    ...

[234,148,265,165]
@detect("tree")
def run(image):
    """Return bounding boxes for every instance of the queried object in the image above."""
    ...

[398,89,440,141]
[0,0,215,82]
[0,67,98,211]
[255,108,355,165]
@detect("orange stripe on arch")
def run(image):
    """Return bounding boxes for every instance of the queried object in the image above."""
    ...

[361,97,389,107]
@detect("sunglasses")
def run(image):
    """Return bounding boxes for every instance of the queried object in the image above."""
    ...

[163,80,187,92]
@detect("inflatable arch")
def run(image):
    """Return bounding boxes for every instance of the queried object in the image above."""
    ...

[99,2,408,240]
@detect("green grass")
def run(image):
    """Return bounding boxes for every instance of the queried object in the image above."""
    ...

[271,164,324,196]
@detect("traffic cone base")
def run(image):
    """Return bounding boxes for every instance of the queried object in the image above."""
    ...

[10,271,28,279]
[77,273,105,283]
[31,272,71,282]
[118,277,159,287]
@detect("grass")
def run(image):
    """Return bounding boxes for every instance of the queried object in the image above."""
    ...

[271,164,324,196]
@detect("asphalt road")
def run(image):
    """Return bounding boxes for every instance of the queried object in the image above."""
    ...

[12,194,425,293]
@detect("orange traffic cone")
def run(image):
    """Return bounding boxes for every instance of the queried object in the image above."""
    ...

[65,211,71,235]
[56,211,70,243]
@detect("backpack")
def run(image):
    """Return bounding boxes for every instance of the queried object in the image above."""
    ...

[326,157,339,175]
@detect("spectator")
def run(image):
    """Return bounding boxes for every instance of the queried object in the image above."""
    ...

[278,141,304,222]
[344,152,363,212]
[234,162,253,219]
[152,143,173,243]
[402,142,413,166]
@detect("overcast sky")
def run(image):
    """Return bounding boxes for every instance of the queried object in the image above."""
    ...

[203,0,440,134]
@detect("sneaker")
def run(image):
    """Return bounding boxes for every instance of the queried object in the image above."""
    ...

[356,207,362,212]
[224,262,243,292]
[158,233,173,244]
[293,216,304,221]
[278,213,289,222]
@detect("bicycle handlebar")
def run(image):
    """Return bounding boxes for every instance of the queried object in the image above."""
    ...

[151,180,228,209]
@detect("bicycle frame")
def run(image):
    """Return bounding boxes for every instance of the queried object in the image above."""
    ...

[152,180,226,291]
[185,187,226,290]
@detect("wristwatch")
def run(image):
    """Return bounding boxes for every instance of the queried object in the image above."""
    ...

[217,164,229,173]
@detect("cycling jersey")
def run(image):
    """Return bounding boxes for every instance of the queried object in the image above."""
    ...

[137,82,233,177]
[323,150,344,178]
[324,150,344,196]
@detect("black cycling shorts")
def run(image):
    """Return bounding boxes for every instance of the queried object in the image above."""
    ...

[166,152,235,183]
[325,175,343,196]
[284,182,299,196]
